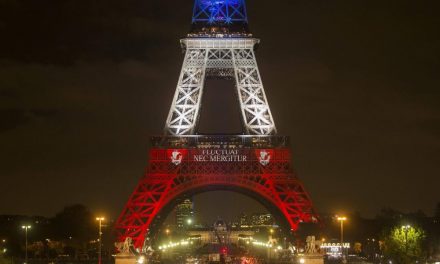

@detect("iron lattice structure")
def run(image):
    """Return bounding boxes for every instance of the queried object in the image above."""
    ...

[192,0,248,25]
[165,39,276,135]
[115,0,318,251]
[115,136,317,250]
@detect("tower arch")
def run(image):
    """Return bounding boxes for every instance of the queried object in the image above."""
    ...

[148,184,302,240]
[115,136,317,250]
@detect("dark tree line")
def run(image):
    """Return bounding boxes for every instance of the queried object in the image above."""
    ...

[0,204,110,260]
[1,203,439,262]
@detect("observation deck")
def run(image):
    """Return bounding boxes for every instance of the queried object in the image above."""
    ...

[181,38,258,49]
[150,135,290,149]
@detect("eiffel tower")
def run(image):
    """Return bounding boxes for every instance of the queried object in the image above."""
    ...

[115,0,317,251]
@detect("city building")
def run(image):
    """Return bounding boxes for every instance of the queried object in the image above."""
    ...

[188,220,255,246]
[176,199,194,229]
[239,213,249,227]
[250,213,274,227]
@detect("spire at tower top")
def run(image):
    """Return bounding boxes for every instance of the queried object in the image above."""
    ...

[190,0,251,37]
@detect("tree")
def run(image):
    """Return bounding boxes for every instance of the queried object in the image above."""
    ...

[435,203,440,220]
[0,256,10,264]
[376,207,403,220]
[382,224,425,264]
[51,204,95,246]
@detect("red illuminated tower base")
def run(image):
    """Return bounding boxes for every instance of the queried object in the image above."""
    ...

[115,136,317,250]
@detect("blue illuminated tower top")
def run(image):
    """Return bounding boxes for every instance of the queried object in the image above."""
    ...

[190,0,250,37]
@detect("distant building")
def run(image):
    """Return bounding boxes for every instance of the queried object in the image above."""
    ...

[237,213,274,227]
[176,199,193,229]
[187,220,255,246]
[0,215,50,225]
[239,213,249,227]
[250,213,274,226]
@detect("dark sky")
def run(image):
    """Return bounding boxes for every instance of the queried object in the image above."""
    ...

[1,0,439,223]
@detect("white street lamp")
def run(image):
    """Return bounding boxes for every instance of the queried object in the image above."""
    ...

[337,216,347,263]
[337,216,347,245]
[96,217,105,264]
[21,225,31,264]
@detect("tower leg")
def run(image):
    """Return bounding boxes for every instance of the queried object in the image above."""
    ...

[232,48,277,135]
[166,49,208,135]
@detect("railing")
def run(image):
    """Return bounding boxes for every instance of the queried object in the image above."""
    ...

[150,135,290,148]
[181,38,259,49]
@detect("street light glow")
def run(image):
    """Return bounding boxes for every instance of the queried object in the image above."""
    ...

[336,215,347,259]
[96,217,105,264]
[137,256,145,264]
[337,216,347,222]
[22,225,31,264]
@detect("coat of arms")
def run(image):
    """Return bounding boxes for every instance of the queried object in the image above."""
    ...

[170,150,183,165]
[258,150,271,166]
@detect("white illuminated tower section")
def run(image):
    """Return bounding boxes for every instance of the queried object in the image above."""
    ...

[165,0,277,135]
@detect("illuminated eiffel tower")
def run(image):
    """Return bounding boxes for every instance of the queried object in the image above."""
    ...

[115,0,317,252]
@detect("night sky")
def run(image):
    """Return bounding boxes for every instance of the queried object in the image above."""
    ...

[1,0,439,224]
